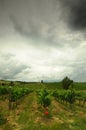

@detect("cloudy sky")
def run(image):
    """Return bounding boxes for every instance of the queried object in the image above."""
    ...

[0,0,86,82]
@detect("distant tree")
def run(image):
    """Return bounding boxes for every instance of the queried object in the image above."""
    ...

[41,80,43,83]
[62,76,73,90]
[9,81,14,86]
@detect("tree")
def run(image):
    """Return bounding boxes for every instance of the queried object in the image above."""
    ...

[62,76,73,90]
[41,80,43,83]
[9,81,14,86]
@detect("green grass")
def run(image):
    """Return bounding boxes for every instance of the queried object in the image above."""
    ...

[43,82,63,90]
[74,82,86,90]
[22,82,86,91]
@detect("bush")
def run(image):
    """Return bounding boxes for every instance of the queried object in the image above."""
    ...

[37,88,51,108]
[62,76,73,90]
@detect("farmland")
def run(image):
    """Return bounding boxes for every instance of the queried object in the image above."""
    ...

[0,80,86,130]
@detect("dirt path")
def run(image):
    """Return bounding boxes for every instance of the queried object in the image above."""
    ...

[6,92,36,130]
[7,116,21,130]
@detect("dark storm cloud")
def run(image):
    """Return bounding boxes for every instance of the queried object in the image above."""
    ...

[0,0,65,48]
[0,0,86,47]
[10,15,42,40]
[59,0,86,30]
[0,0,4,6]
[10,15,59,47]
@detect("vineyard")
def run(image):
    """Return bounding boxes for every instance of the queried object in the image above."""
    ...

[53,89,86,107]
[0,81,86,130]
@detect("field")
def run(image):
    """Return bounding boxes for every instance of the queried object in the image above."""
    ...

[0,81,86,130]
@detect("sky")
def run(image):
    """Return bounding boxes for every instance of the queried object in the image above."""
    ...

[0,0,86,82]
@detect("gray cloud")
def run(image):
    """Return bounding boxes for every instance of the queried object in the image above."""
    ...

[0,53,31,81]
[0,0,86,47]
[0,0,86,82]
[59,0,86,30]
[7,0,86,48]
[71,64,86,82]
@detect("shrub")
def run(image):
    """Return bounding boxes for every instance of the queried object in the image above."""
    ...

[62,76,73,90]
[37,88,51,108]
